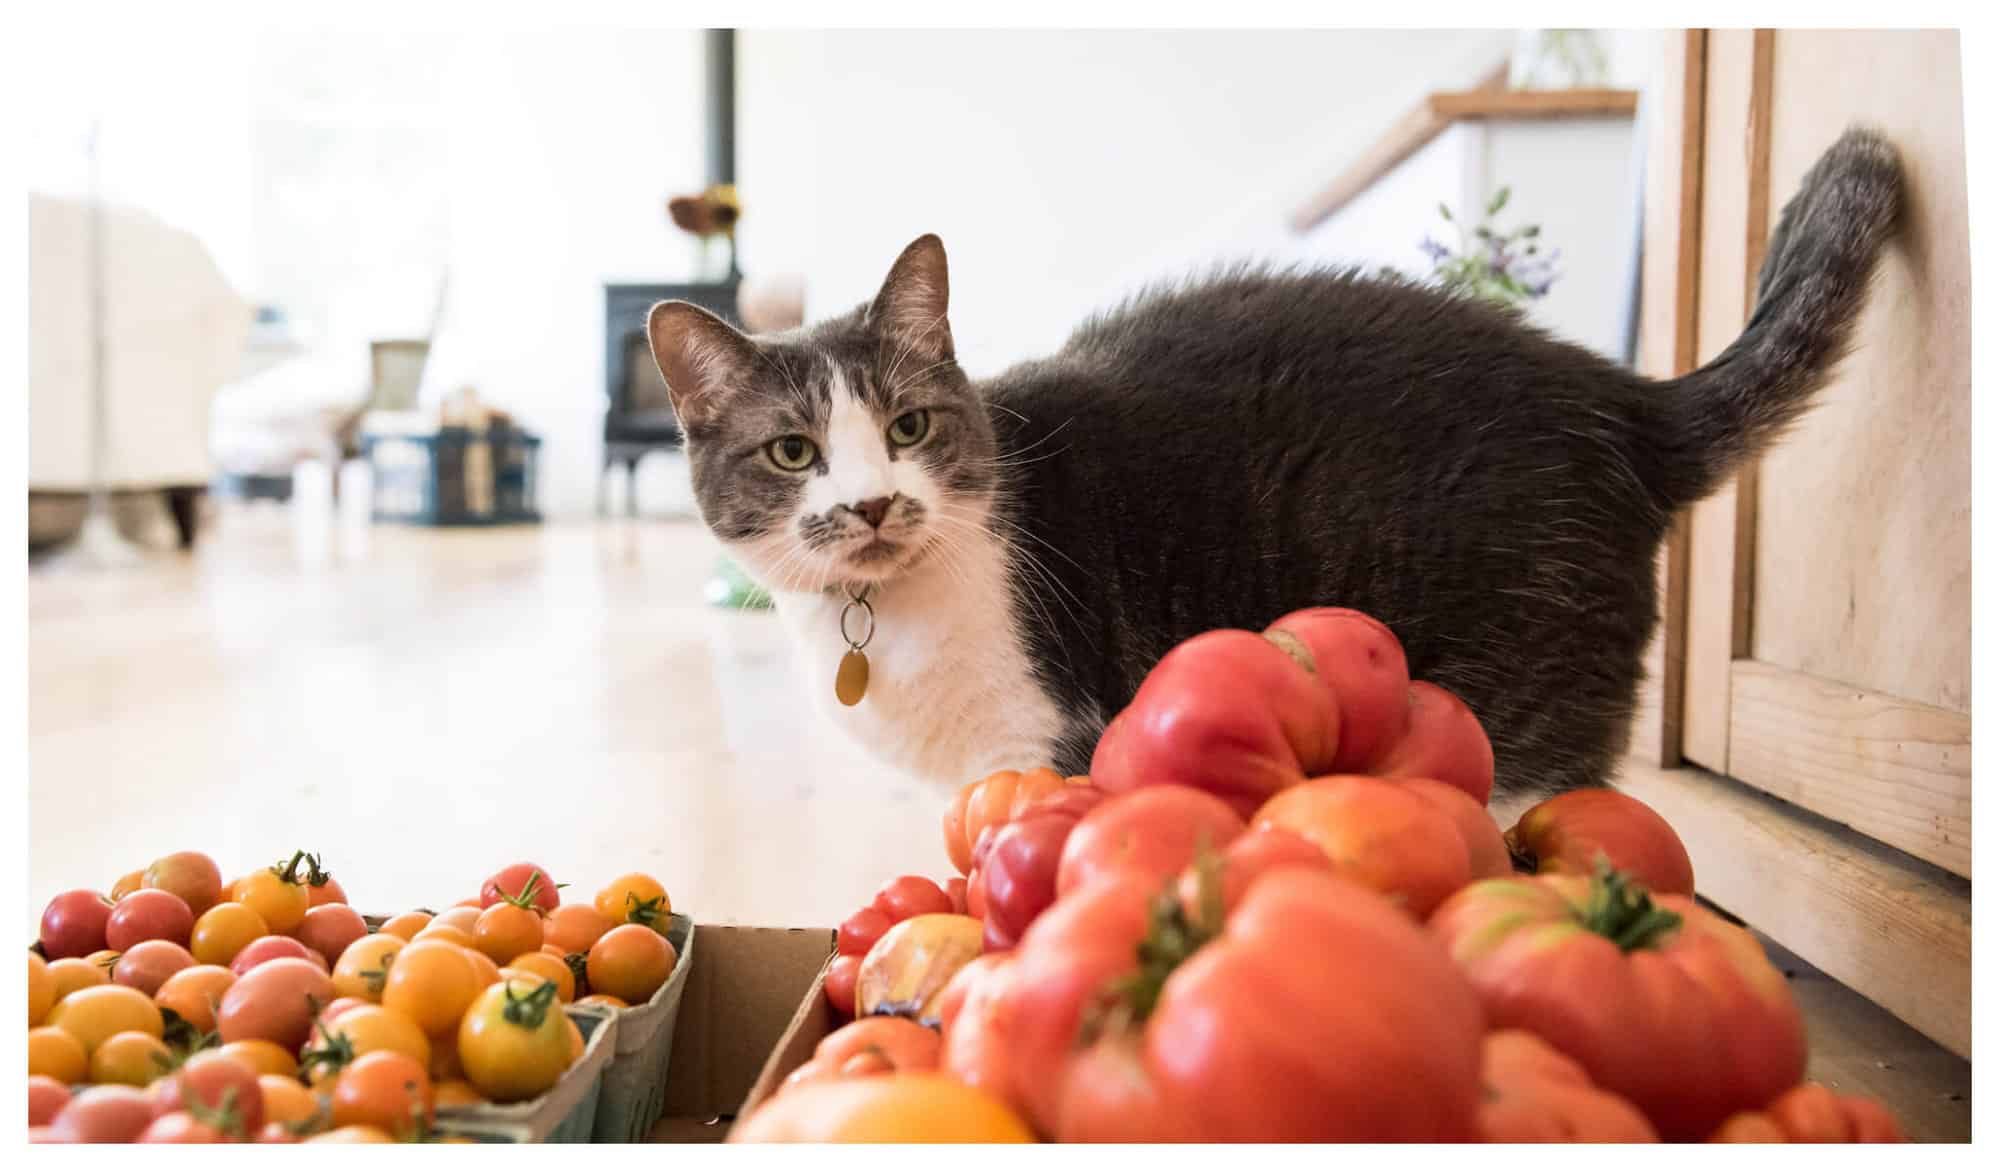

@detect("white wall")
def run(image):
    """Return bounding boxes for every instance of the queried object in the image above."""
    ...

[416,28,709,519]
[735,30,1521,378]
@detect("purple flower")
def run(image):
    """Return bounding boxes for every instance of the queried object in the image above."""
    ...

[1419,236,1450,263]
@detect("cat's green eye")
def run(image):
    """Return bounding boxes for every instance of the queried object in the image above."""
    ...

[766,435,818,471]
[887,410,930,447]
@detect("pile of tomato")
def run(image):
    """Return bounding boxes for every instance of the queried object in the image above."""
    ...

[736,606,1910,1144]
[29,854,678,1143]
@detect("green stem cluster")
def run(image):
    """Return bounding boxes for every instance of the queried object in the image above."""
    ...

[1576,863,1682,952]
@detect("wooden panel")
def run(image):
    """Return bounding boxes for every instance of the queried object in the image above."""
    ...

[1630,30,1706,767]
[1747,31,1971,713]
[1678,29,1761,771]
[1614,760,1970,1058]
[1729,661,1971,877]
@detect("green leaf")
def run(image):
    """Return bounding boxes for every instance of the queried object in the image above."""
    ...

[1437,202,1454,222]
[1488,187,1511,215]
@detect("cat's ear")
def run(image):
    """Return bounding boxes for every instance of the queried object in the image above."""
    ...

[647,300,757,432]
[867,234,954,363]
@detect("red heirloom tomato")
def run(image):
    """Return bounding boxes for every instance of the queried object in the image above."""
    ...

[1054,785,1245,898]
[870,876,955,923]
[1505,787,1696,897]
[943,863,1484,1141]
[1253,774,1506,919]
[105,889,195,951]
[969,786,1106,952]
[1260,607,1413,771]
[1088,628,1341,818]
[942,768,1085,875]
[1710,1083,1906,1143]
[1429,868,1806,1140]
[837,906,893,958]
[1477,1030,1658,1142]
[480,863,562,915]
[1368,681,1495,805]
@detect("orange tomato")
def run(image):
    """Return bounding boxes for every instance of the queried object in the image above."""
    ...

[586,924,676,1004]
[380,940,482,1036]
[190,902,269,967]
[942,767,1081,875]
[432,1079,483,1108]
[543,903,613,956]
[46,956,109,1002]
[565,1015,586,1062]
[331,934,404,1003]
[331,1050,433,1139]
[503,952,575,1002]
[377,911,431,941]
[575,994,628,1010]
[217,1039,301,1078]
[109,869,147,901]
[415,924,476,951]
[89,1030,174,1086]
[456,978,570,1103]
[28,1026,89,1083]
[473,902,543,965]
[460,946,502,990]
[730,1073,1034,1142]
[30,952,56,1027]
[84,949,122,977]
[153,964,238,1034]
[593,874,672,934]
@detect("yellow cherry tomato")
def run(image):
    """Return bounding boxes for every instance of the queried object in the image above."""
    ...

[301,1005,433,1087]
[432,1078,484,1108]
[29,952,55,1027]
[231,855,311,935]
[587,923,676,1004]
[47,984,164,1053]
[304,1124,395,1143]
[380,940,482,1036]
[260,1074,328,1128]
[45,956,109,1003]
[428,906,482,936]
[217,1038,301,1078]
[414,924,476,951]
[594,873,672,934]
[89,1030,175,1086]
[153,964,237,1035]
[331,934,403,1003]
[377,911,431,941]
[574,993,628,1011]
[190,901,270,967]
[457,977,572,1103]
[28,1026,89,1083]
[544,904,613,956]
[459,945,502,991]
[109,868,147,901]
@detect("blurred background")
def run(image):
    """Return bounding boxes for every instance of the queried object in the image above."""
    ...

[25,21,1664,923]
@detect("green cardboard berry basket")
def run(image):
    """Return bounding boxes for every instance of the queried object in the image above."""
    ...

[435,1003,617,1143]
[589,913,696,1141]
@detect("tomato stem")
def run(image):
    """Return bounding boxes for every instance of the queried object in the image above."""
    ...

[624,891,669,927]
[271,849,310,884]
[1085,847,1227,1041]
[303,852,337,889]
[500,978,562,1030]
[1576,863,1682,951]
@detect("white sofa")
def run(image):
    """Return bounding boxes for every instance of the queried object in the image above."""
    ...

[29,193,252,546]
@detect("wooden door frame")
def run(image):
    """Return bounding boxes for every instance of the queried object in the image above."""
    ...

[1623,29,1970,1059]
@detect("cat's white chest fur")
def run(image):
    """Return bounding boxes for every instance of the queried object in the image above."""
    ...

[769,535,1068,787]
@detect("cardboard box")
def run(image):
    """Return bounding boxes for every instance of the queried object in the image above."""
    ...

[645,924,834,1141]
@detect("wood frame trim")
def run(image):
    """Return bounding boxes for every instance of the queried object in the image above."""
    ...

[1632,30,1709,766]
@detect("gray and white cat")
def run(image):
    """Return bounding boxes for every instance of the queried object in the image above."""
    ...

[647,128,1902,800]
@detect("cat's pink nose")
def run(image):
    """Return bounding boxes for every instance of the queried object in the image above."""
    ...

[851,496,894,528]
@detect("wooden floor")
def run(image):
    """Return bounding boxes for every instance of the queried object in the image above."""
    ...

[26,509,1970,1140]
[27,508,946,938]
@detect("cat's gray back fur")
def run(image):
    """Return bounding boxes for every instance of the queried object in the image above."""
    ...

[984,127,1903,796]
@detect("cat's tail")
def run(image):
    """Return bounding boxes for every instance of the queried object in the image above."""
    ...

[1651,126,1903,508]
